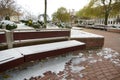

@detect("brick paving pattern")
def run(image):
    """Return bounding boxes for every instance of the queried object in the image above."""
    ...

[27,48,120,80]
[84,28,120,53]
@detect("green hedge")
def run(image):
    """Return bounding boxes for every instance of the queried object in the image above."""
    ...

[32,22,41,29]
[6,24,17,30]
[0,25,17,30]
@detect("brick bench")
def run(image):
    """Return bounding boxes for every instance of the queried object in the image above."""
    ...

[0,29,70,49]
[15,40,86,62]
[0,40,85,72]
[0,49,24,72]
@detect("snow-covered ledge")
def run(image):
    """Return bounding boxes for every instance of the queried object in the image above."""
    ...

[70,29,104,49]
[0,49,24,72]
[0,40,85,72]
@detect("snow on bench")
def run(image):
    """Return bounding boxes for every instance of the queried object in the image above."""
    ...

[0,49,24,72]
[14,40,85,62]
[0,40,85,72]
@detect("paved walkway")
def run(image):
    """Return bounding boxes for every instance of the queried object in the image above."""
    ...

[26,48,120,80]
[84,28,120,53]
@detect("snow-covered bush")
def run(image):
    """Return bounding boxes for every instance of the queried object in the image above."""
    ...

[20,20,43,29]
[112,26,120,29]
[32,22,41,29]
[0,20,17,30]
[57,23,65,28]
[57,22,71,29]
[5,16,10,20]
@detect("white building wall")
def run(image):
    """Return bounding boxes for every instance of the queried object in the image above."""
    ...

[10,16,19,22]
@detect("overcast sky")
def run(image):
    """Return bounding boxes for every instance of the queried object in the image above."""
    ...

[16,0,90,18]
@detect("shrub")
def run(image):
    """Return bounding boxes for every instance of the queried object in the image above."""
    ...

[32,22,41,29]
[65,24,71,29]
[38,21,44,26]
[5,16,10,20]
[20,20,28,23]
[22,20,33,26]
[28,20,32,26]
[6,24,17,30]
[57,23,65,28]
[0,20,17,30]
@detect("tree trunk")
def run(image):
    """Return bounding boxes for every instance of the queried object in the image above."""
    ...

[104,12,109,25]
[104,11,109,30]
[44,0,47,28]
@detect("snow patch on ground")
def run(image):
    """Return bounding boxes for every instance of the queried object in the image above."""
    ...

[72,57,86,65]
[97,48,119,59]
[97,48,120,65]
[89,59,97,63]
[104,54,113,59]
[4,54,73,80]
[0,48,120,80]
[71,66,85,73]
[70,54,86,78]
[79,53,84,57]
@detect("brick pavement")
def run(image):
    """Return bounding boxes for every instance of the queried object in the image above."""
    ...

[27,48,120,80]
[83,28,120,53]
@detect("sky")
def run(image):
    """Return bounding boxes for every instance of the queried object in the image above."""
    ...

[15,0,90,18]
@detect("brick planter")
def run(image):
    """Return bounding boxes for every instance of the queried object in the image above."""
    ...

[107,28,120,33]
[13,31,70,40]
[71,38,104,49]
[0,33,6,43]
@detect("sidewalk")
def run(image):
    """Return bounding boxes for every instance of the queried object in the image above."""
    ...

[24,48,120,80]
[84,28,120,53]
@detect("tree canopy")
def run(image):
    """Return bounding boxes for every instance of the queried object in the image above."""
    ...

[76,0,120,25]
[52,7,70,23]
[0,0,21,20]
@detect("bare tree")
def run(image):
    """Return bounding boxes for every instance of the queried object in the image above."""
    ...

[0,0,21,20]
[21,10,37,20]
